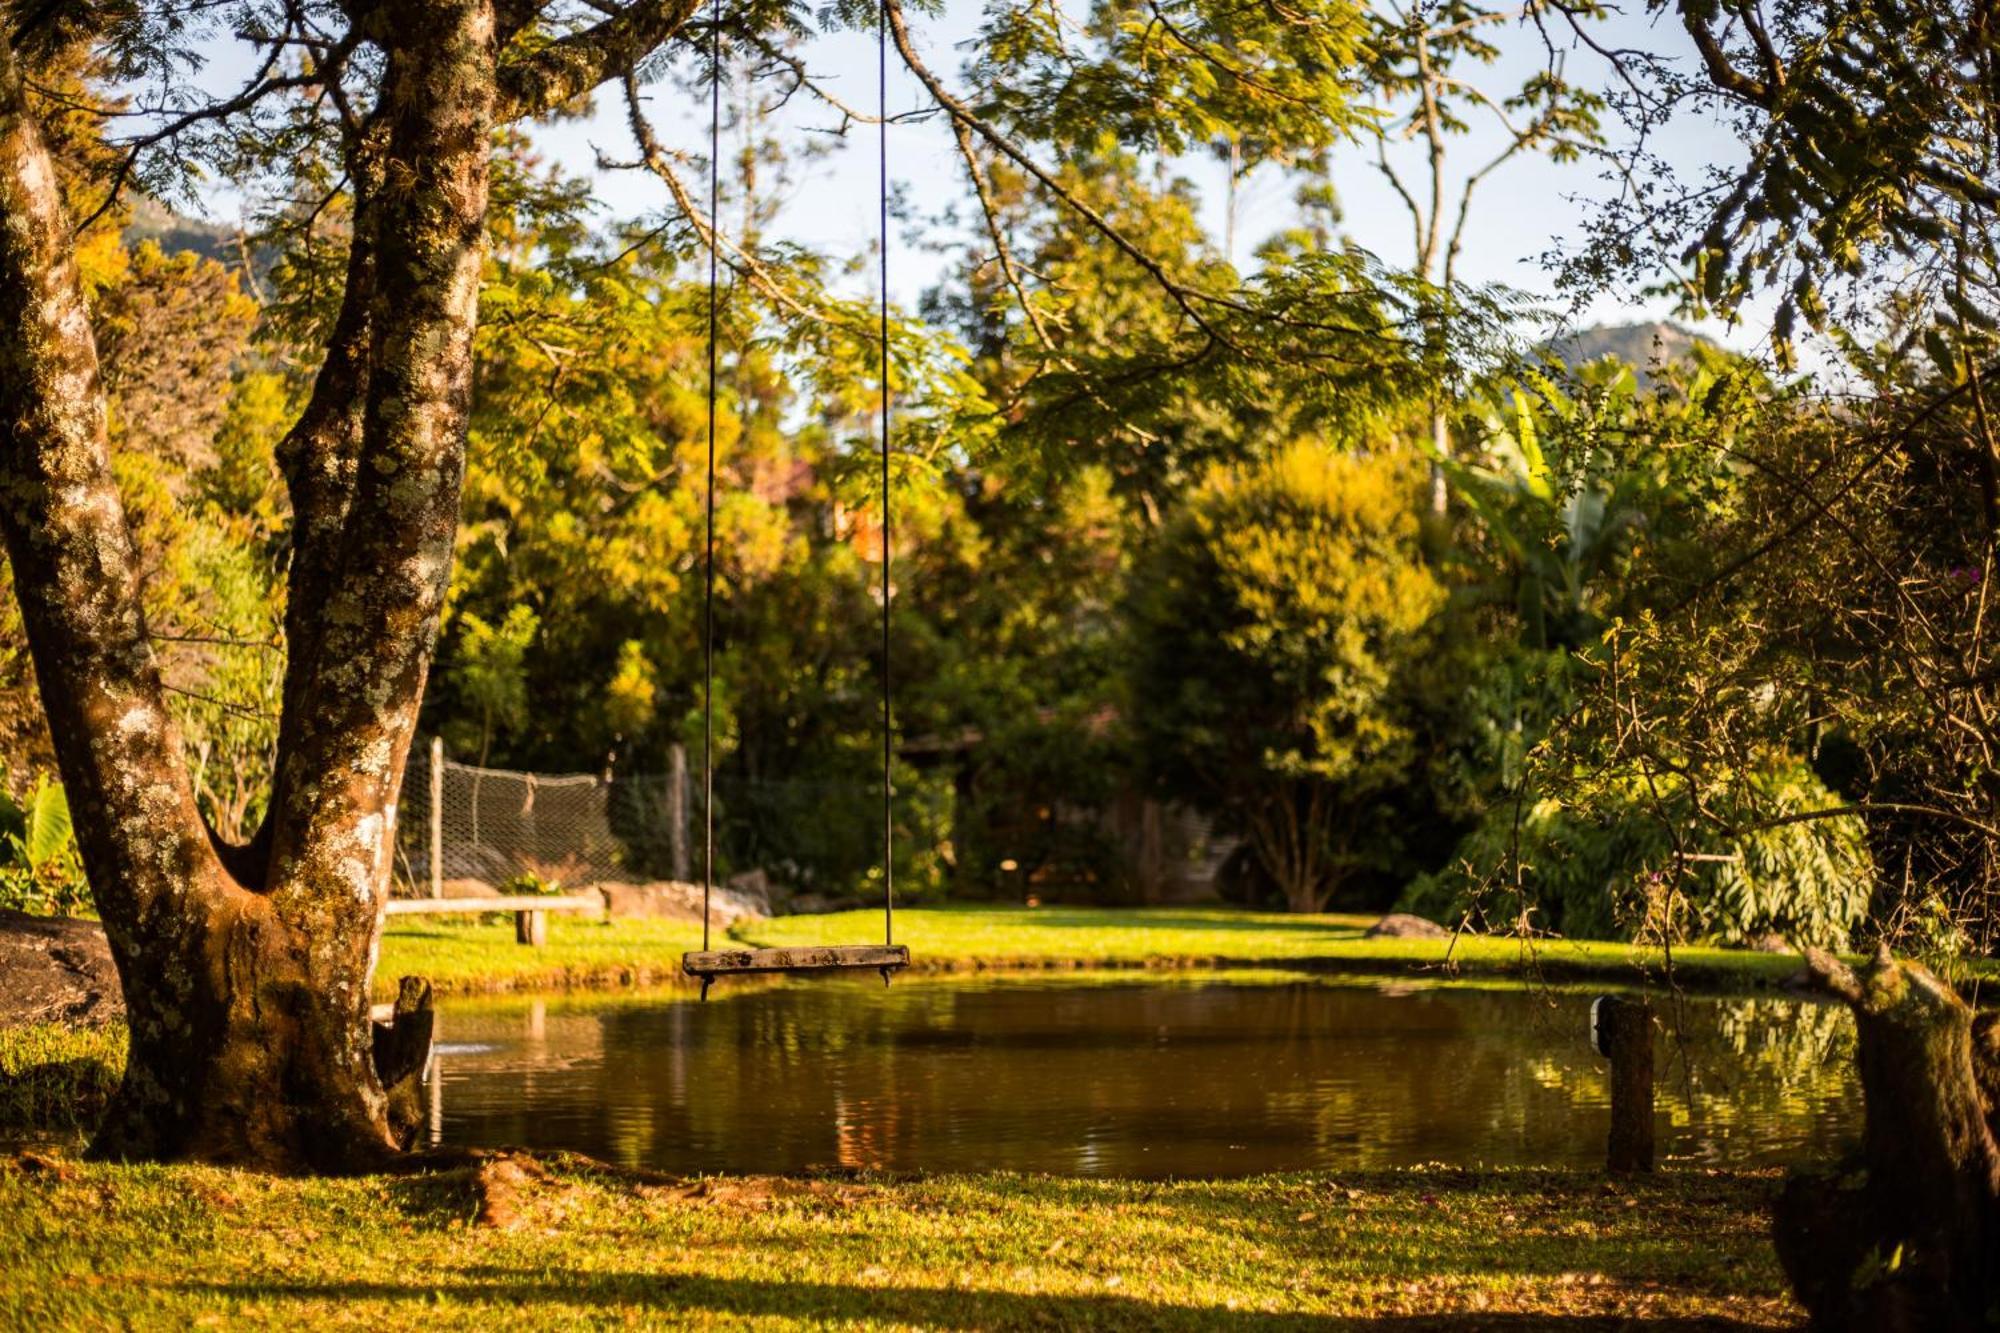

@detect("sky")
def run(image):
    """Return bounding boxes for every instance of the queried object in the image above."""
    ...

[172,2,1769,352]
[513,2,1765,349]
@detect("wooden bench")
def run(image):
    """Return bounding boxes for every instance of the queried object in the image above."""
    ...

[384,892,603,946]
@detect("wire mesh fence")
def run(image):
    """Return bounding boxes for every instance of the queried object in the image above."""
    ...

[395,741,1236,902]
[396,746,633,893]
[394,742,892,897]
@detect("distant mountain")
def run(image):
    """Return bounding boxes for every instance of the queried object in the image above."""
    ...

[1546,321,1714,388]
[124,196,242,268]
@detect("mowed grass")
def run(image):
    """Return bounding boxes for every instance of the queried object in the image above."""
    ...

[377,914,706,998]
[0,1151,1801,1329]
[368,903,1819,1001]
[0,1023,122,1134]
[734,904,1811,990]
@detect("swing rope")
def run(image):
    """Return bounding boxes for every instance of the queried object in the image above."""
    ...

[876,0,895,950]
[700,0,721,955]
[697,0,898,960]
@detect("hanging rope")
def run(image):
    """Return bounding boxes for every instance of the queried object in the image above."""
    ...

[694,1,897,971]
[700,0,722,955]
[877,0,895,950]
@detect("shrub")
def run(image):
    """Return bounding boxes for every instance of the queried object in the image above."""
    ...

[1127,442,1446,912]
[1400,756,1872,949]
[0,777,88,917]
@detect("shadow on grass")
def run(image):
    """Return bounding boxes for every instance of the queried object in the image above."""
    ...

[170,1271,1775,1330]
[376,1166,1780,1292]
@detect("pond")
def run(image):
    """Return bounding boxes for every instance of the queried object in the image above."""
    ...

[424,974,1860,1178]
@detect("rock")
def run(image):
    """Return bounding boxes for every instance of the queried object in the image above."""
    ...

[0,910,124,1028]
[1364,912,1450,939]
[724,869,777,916]
[786,893,867,916]
[593,880,766,927]
[1747,932,1796,954]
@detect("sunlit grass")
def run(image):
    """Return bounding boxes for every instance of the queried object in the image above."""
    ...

[0,1023,122,1134]
[0,1152,1800,1328]
[369,902,1835,1001]
[377,914,706,999]
[735,903,1812,989]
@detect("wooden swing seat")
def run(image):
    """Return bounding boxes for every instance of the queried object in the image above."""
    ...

[682,943,909,983]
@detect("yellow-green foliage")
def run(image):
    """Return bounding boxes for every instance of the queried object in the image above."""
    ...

[1404,755,1873,950]
[1129,443,1445,909]
[1193,442,1445,779]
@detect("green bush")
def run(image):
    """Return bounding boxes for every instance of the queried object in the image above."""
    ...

[1400,756,1872,949]
[715,760,955,903]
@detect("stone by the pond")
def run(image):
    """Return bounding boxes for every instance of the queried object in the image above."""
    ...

[594,879,767,927]
[0,910,123,1028]
[1364,913,1451,939]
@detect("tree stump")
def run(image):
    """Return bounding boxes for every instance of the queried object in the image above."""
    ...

[1771,945,2000,1330]
[371,976,435,1151]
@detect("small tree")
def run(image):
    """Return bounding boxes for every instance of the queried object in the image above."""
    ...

[1128,443,1444,912]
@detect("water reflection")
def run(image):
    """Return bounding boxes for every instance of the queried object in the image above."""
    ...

[426,976,1860,1178]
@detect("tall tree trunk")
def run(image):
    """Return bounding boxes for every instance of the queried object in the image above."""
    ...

[0,4,496,1171]
[1773,945,2000,1329]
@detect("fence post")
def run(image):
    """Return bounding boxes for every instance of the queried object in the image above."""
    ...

[1591,994,1656,1174]
[429,735,444,899]
[668,742,689,882]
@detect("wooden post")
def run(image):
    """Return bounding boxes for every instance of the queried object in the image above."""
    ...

[668,742,689,882]
[1592,995,1655,1173]
[1139,798,1164,904]
[515,908,547,947]
[428,735,444,899]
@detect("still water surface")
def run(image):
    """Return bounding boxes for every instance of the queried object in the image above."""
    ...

[426,975,1859,1178]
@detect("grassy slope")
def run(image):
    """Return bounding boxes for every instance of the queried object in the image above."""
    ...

[371,904,1810,1002]
[0,1152,1800,1329]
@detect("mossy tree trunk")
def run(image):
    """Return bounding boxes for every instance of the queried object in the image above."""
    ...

[0,2,699,1172]
[1773,945,2000,1330]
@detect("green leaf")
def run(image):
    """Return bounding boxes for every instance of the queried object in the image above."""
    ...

[1509,389,1550,498]
[25,780,72,873]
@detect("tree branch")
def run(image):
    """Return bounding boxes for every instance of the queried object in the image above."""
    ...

[494,0,705,122]
[0,39,220,916]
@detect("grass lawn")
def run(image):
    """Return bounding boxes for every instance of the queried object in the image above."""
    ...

[0,1150,1800,1328]
[0,1023,122,1136]
[378,914,707,997]
[371,903,1812,1001]
[739,903,1814,990]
